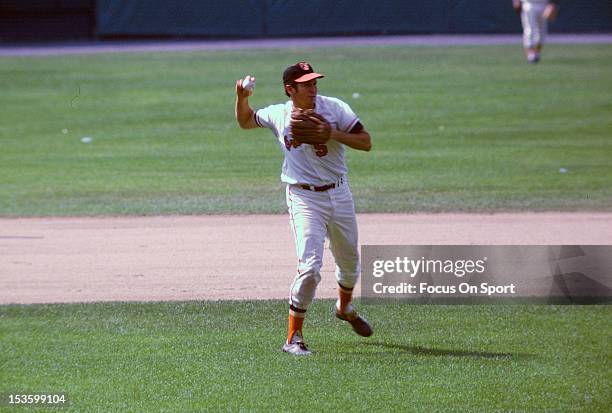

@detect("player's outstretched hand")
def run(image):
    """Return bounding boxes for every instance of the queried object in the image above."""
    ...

[235,78,253,99]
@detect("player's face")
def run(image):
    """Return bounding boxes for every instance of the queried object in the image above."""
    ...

[292,80,318,108]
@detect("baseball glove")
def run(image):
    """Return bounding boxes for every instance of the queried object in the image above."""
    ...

[290,109,331,145]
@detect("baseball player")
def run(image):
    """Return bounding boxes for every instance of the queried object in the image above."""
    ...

[513,0,559,63]
[235,61,373,356]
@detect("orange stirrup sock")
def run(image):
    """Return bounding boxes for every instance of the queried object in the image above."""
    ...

[287,305,306,343]
[338,283,353,314]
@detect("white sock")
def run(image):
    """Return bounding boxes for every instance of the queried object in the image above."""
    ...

[336,300,353,314]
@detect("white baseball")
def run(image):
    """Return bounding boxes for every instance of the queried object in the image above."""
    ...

[242,76,255,90]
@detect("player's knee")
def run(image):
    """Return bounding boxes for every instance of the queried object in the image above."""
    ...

[303,269,321,288]
[293,266,322,290]
[337,261,358,277]
[290,270,321,309]
[335,251,359,271]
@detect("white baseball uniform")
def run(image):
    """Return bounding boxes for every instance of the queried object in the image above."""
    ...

[254,95,361,310]
[520,0,550,49]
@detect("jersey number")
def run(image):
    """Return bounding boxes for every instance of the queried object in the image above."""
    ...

[313,144,328,157]
[284,136,328,157]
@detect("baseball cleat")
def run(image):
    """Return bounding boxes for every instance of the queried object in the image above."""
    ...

[527,52,540,64]
[282,333,312,356]
[336,310,373,337]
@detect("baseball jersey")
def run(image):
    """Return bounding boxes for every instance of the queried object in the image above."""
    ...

[255,95,360,186]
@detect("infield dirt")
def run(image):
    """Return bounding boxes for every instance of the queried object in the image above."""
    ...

[1,213,610,304]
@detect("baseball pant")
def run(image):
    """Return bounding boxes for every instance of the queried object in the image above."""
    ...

[286,179,360,310]
[521,2,548,49]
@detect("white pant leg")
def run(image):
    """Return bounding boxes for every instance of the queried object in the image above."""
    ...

[521,2,547,48]
[286,185,330,310]
[327,184,360,290]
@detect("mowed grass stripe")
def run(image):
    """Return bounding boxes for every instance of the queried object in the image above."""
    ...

[0,301,610,412]
[1,45,611,215]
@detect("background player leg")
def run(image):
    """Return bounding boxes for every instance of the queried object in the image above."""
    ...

[521,2,547,63]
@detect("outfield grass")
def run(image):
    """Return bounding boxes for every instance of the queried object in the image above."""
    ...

[0,300,609,412]
[1,44,611,215]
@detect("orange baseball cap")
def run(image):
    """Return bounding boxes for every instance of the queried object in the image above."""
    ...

[283,61,325,84]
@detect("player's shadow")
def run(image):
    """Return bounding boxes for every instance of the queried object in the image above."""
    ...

[362,341,534,360]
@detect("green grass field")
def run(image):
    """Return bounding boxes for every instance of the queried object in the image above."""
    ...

[2,43,611,412]
[0,301,610,412]
[1,44,611,215]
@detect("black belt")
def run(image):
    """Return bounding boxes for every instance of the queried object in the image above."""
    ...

[299,183,336,192]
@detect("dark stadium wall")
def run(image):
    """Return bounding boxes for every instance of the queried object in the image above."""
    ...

[1,1,610,41]
[95,0,611,38]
